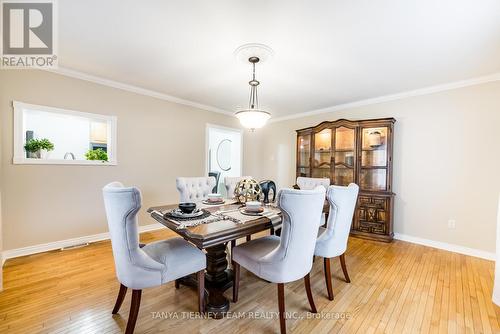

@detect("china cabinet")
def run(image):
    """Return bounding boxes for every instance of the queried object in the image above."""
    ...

[296,118,395,242]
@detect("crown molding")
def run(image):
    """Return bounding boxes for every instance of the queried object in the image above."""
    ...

[270,72,500,123]
[45,67,500,123]
[45,67,235,117]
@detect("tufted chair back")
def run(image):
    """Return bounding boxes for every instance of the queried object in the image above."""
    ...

[296,177,330,190]
[315,183,359,257]
[102,182,165,289]
[224,176,252,198]
[269,186,326,282]
[176,176,216,202]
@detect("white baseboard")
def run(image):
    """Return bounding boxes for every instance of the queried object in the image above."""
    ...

[394,233,495,261]
[2,227,495,265]
[1,223,164,264]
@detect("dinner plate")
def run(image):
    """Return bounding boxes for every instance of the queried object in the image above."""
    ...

[202,200,225,205]
[169,209,204,218]
[239,207,265,216]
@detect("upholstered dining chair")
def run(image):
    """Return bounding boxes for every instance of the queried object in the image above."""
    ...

[296,176,330,190]
[224,176,252,198]
[176,176,216,202]
[224,176,255,248]
[232,186,326,334]
[314,183,359,301]
[102,182,206,334]
[296,176,330,226]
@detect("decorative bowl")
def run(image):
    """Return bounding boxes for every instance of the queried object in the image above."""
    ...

[179,202,196,214]
[207,193,223,202]
[245,201,262,212]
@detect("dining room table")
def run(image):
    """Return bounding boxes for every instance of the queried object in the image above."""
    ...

[147,200,328,319]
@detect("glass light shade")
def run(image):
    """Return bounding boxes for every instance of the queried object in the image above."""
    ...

[235,109,271,130]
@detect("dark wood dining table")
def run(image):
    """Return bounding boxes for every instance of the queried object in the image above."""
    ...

[148,201,329,319]
[148,202,280,318]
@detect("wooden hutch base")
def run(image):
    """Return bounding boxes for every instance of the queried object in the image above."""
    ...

[296,118,395,242]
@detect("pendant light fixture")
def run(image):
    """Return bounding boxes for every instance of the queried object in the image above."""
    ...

[235,56,271,130]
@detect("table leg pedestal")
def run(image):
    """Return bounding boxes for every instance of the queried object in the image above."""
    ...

[174,242,233,319]
[205,243,233,318]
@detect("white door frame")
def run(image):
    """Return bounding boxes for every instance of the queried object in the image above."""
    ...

[205,123,244,176]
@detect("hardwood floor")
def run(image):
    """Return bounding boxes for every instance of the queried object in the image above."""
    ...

[1,229,499,333]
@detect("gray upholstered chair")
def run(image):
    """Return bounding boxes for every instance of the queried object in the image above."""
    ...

[232,187,326,334]
[176,176,216,202]
[224,176,252,199]
[102,182,206,334]
[225,176,257,248]
[296,176,330,190]
[315,183,359,300]
[296,177,330,226]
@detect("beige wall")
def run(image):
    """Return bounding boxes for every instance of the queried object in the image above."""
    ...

[0,70,242,250]
[245,81,500,253]
[1,69,499,256]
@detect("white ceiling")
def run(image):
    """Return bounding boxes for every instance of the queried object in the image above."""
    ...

[58,0,500,118]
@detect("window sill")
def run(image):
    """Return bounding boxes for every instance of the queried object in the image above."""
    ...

[13,157,117,166]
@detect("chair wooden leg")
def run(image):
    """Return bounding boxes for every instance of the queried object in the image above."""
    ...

[246,235,251,242]
[197,270,205,313]
[233,261,240,302]
[112,284,127,314]
[270,227,275,235]
[174,279,180,289]
[339,253,351,283]
[125,289,142,334]
[304,273,317,313]
[277,283,286,334]
[230,240,236,262]
[324,258,334,301]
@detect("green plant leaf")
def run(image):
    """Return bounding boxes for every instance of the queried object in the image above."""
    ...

[24,138,54,152]
[85,148,108,161]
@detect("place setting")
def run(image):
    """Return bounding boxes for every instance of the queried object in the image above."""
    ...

[239,200,265,216]
[159,201,241,229]
[202,193,225,205]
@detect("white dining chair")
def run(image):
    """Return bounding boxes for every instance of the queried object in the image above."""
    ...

[296,176,330,190]
[296,177,330,226]
[176,176,216,202]
[224,176,255,250]
[232,186,326,334]
[224,176,252,199]
[314,183,359,300]
[103,182,206,334]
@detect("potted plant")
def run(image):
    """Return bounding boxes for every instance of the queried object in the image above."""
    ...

[85,148,108,162]
[24,138,54,159]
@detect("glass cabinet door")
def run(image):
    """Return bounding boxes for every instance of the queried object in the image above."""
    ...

[360,127,388,191]
[334,126,355,186]
[312,129,332,179]
[297,134,311,177]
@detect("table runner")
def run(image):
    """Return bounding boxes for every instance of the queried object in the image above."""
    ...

[158,202,282,230]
